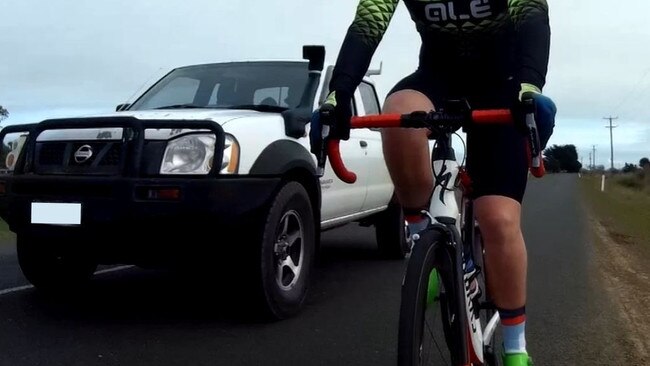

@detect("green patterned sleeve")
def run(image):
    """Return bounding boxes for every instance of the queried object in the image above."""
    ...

[509,0,551,91]
[329,0,400,97]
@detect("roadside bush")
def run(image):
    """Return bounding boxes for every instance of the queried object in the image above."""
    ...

[615,172,648,191]
[622,163,639,173]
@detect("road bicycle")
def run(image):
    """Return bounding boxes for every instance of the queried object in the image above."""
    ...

[311,99,545,365]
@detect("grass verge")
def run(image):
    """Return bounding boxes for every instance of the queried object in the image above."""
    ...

[580,174,650,256]
[581,173,650,360]
[0,219,15,244]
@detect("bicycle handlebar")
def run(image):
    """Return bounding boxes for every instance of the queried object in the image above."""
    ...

[325,109,545,184]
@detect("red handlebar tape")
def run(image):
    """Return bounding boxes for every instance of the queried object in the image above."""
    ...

[471,109,513,124]
[327,140,357,184]
[350,114,402,129]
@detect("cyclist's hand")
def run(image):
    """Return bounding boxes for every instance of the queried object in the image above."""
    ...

[518,83,557,150]
[321,90,352,141]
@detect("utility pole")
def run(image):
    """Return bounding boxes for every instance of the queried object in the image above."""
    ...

[604,116,618,170]
[592,145,597,169]
[589,152,592,170]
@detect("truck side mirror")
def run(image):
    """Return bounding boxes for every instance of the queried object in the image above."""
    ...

[282,108,312,139]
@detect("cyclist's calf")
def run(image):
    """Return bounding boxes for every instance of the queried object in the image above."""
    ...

[474,195,527,308]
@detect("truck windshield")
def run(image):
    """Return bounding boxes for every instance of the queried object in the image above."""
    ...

[129,62,311,111]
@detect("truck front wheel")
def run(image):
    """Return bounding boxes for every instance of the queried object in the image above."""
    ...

[249,181,315,320]
[17,233,97,294]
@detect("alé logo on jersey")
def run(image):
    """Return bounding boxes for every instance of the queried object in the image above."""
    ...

[424,0,493,22]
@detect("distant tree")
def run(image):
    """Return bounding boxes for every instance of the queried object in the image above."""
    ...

[622,163,639,173]
[543,144,583,173]
[0,105,8,122]
[543,155,561,173]
[640,158,650,183]
[640,157,650,169]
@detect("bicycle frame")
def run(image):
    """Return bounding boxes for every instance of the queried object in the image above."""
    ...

[428,132,499,365]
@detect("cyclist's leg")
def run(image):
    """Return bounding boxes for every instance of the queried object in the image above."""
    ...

[381,72,438,228]
[382,90,433,210]
[466,116,530,359]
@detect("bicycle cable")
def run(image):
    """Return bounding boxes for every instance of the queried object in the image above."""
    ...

[431,132,467,191]
[431,139,452,193]
[454,132,467,169]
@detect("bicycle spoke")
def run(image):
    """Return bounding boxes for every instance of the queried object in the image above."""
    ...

[424,316,448,365]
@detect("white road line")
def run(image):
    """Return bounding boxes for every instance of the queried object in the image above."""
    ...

[0,284,33,296]
[0,265,135,296]
[94,265,135,275]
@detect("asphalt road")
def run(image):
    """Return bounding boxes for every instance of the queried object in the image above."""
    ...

[0,174,633,365]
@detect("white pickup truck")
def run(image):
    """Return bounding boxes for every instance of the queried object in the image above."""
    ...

[0,46,407,318]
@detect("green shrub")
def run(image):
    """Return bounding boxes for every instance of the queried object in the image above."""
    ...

[616,174,644,190]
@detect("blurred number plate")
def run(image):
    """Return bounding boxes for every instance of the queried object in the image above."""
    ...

[31,202,81,225]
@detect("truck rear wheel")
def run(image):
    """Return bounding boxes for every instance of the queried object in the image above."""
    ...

[375,200,410,259]
[17,233,97,294]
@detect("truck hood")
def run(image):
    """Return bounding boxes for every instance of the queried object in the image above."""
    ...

[30,108,284,141]
[86,109,274,126]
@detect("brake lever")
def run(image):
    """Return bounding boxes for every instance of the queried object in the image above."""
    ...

[519,98,546,177]
[526,114,542,168]
[521,99,542,167]
[309,106,333,177]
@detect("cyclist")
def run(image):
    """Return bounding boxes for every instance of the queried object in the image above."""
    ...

[321,1,556,365]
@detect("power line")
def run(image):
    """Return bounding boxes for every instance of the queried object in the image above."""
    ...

[620,79,650,119]
[611,68,650,115]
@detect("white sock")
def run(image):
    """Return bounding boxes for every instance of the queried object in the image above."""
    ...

[502,321,526,354]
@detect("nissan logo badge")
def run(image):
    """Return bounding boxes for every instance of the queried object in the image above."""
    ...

[74,145,94,163]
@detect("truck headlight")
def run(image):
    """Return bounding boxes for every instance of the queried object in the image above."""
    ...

[160,134,239,175]
[160,134,215,175]
[3,134,28,173]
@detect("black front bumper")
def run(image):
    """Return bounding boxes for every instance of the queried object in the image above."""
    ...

[0,175,280,263]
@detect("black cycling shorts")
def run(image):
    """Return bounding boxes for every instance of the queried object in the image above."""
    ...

[387,70,529,203]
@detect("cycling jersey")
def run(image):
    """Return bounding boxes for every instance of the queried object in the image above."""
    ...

[329,0,550,96]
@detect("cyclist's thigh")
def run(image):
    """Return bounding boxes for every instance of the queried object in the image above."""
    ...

[381,72,437,201]
[466,90,529,203]
[384,70,442,112]
[382,71,439,142]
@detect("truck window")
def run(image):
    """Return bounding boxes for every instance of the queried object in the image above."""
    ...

[359,82,380,115]
[130,62,310,110]
[254,87,291,107]
[137,77,200,109]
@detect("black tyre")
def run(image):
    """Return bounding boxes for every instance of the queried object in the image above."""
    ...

[17,233,97,293]
[253,181,315,320]
[473,226,501,366]
[375,200,409,259]
[398,228,464,366]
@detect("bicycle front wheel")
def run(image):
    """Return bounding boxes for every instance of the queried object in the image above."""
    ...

[398,228,464,366]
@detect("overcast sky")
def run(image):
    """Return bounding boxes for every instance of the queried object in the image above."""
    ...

[1,0,649,167]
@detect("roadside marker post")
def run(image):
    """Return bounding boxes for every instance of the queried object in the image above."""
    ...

[601,175,606,192]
